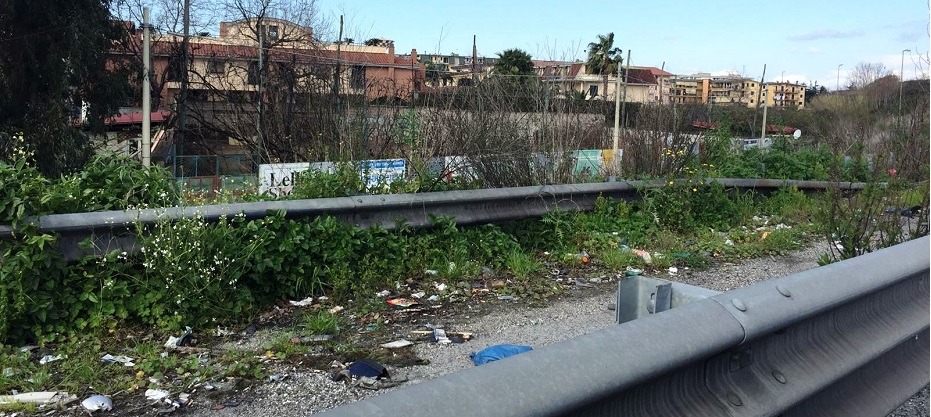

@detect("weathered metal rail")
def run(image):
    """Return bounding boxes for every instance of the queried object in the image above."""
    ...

[0,178,864,260]
[317,236,929,417]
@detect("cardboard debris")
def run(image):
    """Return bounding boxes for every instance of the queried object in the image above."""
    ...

[410,330,473,340]
[380,339,414,349]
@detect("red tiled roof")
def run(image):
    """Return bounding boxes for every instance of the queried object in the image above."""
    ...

[568,63,584,79]
[625,68,657,84]
[105,110,172,126]
[692,120,796,134]
[647,67,674,77]
[149,40,421,68]
[533,60,571,67]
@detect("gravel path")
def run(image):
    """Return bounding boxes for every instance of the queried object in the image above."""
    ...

[172,240,927,417]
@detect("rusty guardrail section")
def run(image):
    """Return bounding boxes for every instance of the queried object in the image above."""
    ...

[317,237,929,417]
[0,178,864,260]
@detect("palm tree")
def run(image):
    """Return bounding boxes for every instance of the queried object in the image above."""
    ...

[586,33,622,100]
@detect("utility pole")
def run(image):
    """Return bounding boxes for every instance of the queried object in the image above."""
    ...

[611,62,621,174]
[141,7,152,166]
[256,17,265,163]
[177,0,190,175]
[753,64,766,138]
[836,64,843,92]
[619,50,631,131]
[472,35,477,85]
[333,15,343,152]
[899,49,910,115]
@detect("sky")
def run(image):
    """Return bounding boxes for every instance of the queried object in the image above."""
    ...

[322,0,930,90]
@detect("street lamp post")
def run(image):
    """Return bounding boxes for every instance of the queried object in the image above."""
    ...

[899,49,910,114]
[836,64,843,92]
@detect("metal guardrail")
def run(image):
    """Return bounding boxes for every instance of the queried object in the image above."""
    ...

[0,178,865,260]
[317,236,930,417]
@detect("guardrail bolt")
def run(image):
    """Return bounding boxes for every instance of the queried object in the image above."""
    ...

[731,298,747,312]
[772,370,787,384]
[775,285,792,298]
[726,392,743,406]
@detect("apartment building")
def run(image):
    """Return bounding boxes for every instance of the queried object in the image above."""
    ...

[667,73,804,109]
[760,81,806,109]
[418,53,497,87]
[532,60,672,103]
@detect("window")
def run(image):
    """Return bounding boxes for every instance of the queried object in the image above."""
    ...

[207,57,226,75]
[166,57,183,81]
[248,61,260,85]
[350,65,365,90]
[260,25,279,41]
[588,85,598,98]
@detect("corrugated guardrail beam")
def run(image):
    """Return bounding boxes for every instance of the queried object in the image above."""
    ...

[0,178,866,260]
[316,237,929,417]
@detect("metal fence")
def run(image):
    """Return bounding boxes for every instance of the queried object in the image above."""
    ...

[0,179,867,261]
[317,237,929,417]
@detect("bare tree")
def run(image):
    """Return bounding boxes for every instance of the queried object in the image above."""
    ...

[847,62,892,90]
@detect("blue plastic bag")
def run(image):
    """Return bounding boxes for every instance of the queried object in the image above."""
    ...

[470,344,533,366]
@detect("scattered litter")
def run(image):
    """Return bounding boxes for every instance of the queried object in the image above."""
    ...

[0,391,77,406]
[214,327,234,337]
[347,359,390,379]
[579,250,590,264]
[902,205,923,218]
[760,231,772,240]
[424,269,438,276]
[573,280,593,288]
[426,295,440,301]
[101,354,135,367]
[668,267,679,275]
[724,239,734,246]
[81,395,113,412]
[411,330,473,342]
[38,354,65,365]
[631,249,652,264]
[375,290,391,298]
[589,277,603,283]
[834,241,845,251]
[267,374,289,382]
[164,327,192,348]
[353,375,408,390]
[607,303,617,311]
[387,298,419,307]
[317,296,329,301]
[625,267,643,277]
[364,324,378,332]
[289,296,315,306]
[490,279,506,288]
[144,389,170,401]
[410,291,426,299]
[380,339,414,349]
[470,344,533,366]
[434,282,447,292]
[433,329,451,344]
[291,334,335,344]
[327,306,344,314]
[497,295,516,300]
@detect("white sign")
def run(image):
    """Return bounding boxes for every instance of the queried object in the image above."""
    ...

[362,159,406,189]
[259,163,309,196]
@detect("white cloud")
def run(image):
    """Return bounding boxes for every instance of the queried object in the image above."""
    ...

[806,46,822,53]
[788,28,865,41]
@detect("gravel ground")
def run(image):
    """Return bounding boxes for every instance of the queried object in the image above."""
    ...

[131,241,929,416]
